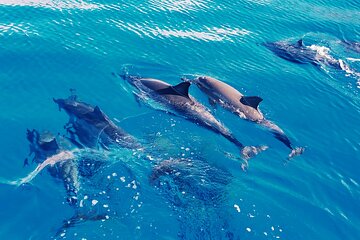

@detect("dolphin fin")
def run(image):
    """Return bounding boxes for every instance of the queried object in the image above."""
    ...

[240,96,263,109]
[297,39,303,47]
[92,106,106,121]
[288,147,305,159]
[156,82,191,98]
[173,82,190,97]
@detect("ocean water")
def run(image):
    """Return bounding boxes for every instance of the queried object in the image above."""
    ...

[0,0,360,239]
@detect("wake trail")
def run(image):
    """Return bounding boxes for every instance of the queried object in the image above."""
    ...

[0,151,75,187]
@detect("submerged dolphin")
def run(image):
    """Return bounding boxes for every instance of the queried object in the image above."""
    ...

[341,40,360,54]
[53,95,140,150]
[121,75,267,160]
[150,158,236,238]
[25,129,80,205]
[191,76,304,159]
[263,39,350,71]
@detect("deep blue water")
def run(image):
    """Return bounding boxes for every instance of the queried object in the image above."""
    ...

[0,0,360,239]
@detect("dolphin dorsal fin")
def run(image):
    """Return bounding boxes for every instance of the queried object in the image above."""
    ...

[297,39,303,47]
[156,82,191,98]
[93,106,106,120]
[172,82,190,98]
[240,96,263,109]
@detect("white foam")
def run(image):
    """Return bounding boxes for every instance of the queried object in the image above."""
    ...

[347,57,360,62]
[233,204,241,213]
[91,199,98,206]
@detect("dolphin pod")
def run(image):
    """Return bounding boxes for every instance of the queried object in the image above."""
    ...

[121,75,268,161]
[190,76,305,159]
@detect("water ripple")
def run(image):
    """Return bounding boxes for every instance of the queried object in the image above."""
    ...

[0,0,103,10]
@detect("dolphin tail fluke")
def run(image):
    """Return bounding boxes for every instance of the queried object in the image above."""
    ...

[259,120,294,149]
[222,133,268,162]
[240,145,268,160]
[240,145,268,170]
[55,212,108,238]
[288,147,305,159]
[258,120,305,159]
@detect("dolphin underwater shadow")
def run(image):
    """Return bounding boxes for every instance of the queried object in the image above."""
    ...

[120,74,268,163]
[53,93,141,150]
[188,76,304,159]
[150,158,237,239]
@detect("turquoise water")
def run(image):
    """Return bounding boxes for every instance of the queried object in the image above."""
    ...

[1,0,360,239]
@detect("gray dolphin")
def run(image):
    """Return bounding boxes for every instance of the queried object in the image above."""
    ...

[25,129,80,205]
[121,75,267,161]
[263,39,350,71]
[53,95,140,150]
[191,76,304,159]
[341,40,360,54]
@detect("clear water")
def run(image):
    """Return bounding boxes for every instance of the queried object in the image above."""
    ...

[0,0,359,239]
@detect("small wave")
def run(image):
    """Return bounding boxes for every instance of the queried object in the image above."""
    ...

[245,0,272,6]
[110,20,251,42]
[148,0,211,13]
[0,0,103,11]
[0,23,39,36]
[347,58,360,62]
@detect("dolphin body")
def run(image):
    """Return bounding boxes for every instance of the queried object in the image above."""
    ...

[53,95,140,150]
[191,76,304,159]
[342,40,360,54]
[25,129,80,205]
[122,75,267,160]
[263,39,349,70]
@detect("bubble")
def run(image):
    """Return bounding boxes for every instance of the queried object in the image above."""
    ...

[233,204,241,213]
[92,200,98,206]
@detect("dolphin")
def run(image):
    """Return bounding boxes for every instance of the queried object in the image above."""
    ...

[341,40,360,54]
[53,94,140,150]
[191,76,304,159]
[25,129,80,205]
[263,39,317,65]
[121,75,267,160]
[263,39,350,71]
